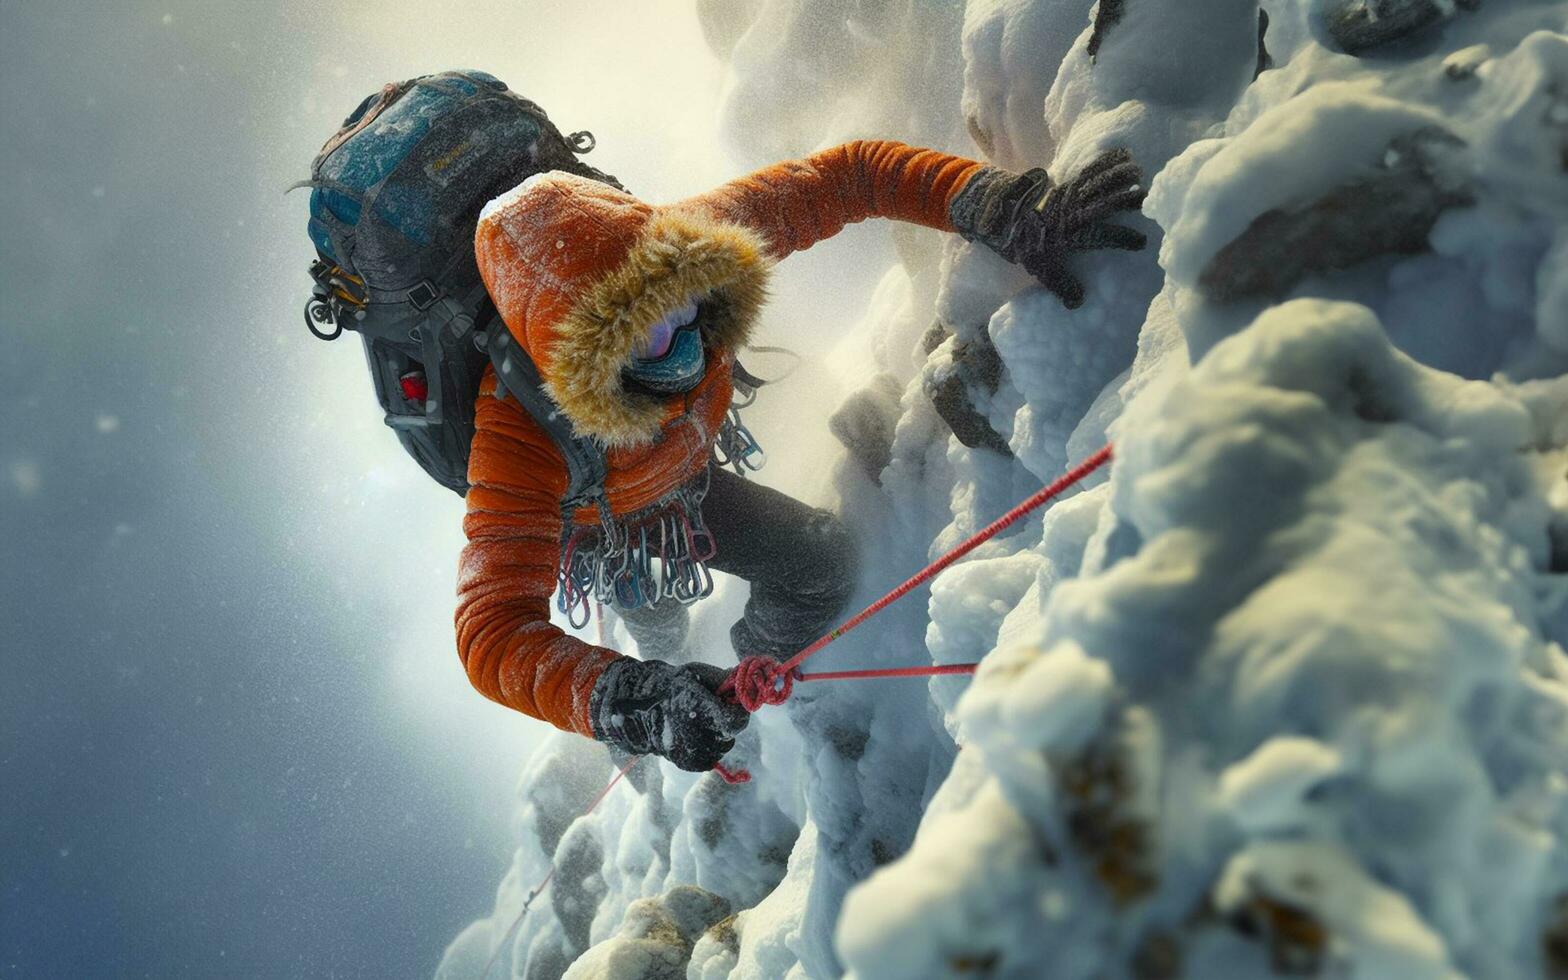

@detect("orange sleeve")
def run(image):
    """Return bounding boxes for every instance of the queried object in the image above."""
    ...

[454,368,621,736]
[687,140,985,259]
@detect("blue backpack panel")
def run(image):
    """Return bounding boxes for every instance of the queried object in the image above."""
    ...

[301,69,619,495]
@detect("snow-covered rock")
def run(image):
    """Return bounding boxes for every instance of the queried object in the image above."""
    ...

[444,2,1568,978]
[562,886,732,980]
[843,297,1568,977]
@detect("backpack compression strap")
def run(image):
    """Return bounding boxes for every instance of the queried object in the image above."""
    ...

[487,324,609,521]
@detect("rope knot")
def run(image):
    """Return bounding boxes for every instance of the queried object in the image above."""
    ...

[723,656,798,713]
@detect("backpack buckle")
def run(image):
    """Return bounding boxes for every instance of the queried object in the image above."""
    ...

[407,280,440,310]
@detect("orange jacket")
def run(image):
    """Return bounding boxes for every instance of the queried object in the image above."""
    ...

[456,140,984,734]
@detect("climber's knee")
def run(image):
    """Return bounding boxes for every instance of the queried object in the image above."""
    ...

[801,509,859,615]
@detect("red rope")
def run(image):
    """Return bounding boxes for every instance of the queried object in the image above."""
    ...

[799,662,979,682]
[482,755,640,979]
[714,444,1114,780]
[716,661,983,710]
[717,655,795,712]
[784,444,1111,676]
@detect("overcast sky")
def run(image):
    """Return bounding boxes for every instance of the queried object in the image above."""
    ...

[0,1,907,976]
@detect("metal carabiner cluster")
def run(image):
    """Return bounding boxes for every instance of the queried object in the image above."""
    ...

[555,479,719,628]
[712,408,766,474]
[302,259,367,342]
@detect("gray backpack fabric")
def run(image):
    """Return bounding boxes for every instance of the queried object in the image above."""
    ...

[300,69,619,498]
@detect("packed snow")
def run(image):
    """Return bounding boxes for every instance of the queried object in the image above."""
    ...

[441,1,1568,978]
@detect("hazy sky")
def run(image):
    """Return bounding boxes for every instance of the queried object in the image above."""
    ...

[1,1,899,976]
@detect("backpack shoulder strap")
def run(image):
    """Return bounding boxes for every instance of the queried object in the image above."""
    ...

[487,324,608,518]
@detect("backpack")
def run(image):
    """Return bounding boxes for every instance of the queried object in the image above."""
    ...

[300,69,621,498]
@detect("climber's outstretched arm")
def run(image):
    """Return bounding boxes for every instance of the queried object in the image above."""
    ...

[688,140,1147,308]
[687,139,983,258]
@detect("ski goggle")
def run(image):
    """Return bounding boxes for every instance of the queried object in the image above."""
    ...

[633,298,700,361]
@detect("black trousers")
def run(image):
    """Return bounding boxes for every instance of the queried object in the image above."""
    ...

[615,466,858,662]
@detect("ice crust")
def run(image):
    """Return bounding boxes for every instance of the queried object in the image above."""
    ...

[442,2,1568,978]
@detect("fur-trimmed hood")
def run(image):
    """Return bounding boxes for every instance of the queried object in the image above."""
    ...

[475,171,772,448]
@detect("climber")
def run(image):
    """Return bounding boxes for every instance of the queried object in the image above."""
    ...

[302,72,1147,775]
[461,143,1147,773]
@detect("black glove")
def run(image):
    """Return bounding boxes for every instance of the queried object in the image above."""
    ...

[949,148,1148,309]
[589,658,751,772]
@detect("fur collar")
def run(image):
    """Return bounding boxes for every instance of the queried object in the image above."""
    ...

[542,209,771,448]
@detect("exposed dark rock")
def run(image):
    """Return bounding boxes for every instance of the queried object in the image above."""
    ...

[1548,893,1568,978]
[1347,365,1400,424]
[1320,0,1477,55]
[524,939,573,980]
[869,837,900,867]
[1227,893,1329,975]
[577,886,731,980]
[1256,8,1274,80]
[1443,43,1491,82]
[960,332,1006,392]
[921,320,951,355]
[829,373,905,484]
[1087,0,1126,63]
[551,828,606,955]
[660,885,733,946]
[1199,128,1472,302]
[703,913,741,958]
[826,723,870,762]
[949,950,1001,975]
[1058,732,1157,906]
[527,748,610,856]
[923,332,1014,456]
[692,775,732,850]
[1131,930,1182,980]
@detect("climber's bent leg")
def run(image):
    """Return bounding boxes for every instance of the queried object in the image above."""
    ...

[701,466,859,660]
